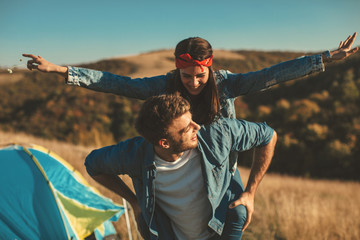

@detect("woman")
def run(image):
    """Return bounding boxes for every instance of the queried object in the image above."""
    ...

[23,33,358,125]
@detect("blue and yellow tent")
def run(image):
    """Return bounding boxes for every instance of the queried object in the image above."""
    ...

[0,144,125,240]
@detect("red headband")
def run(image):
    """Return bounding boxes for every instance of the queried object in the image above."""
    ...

[175,53,213,71]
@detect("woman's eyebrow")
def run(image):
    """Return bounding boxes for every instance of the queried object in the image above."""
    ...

[181,73,192,77]
[181,73,206,77]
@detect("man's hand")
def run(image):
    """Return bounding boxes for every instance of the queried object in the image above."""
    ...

[325,32,359,62]
[229,131,277,232]
[22,54,68,76]
[130,202,149,239]
[91,174,149,238]
[132,204,142,226]
[229,191,255,232]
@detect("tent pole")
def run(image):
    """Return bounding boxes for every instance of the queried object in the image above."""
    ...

[123,198,133,240]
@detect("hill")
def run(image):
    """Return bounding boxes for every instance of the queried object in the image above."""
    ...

[0,49,359,180]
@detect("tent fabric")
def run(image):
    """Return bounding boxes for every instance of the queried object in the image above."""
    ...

[0,146,69,239]
[0,144,124,240]
[94,220,121,240]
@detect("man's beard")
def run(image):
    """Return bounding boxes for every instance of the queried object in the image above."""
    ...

[169,138,198,154]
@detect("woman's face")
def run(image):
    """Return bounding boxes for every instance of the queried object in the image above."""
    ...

[179,65,209,96]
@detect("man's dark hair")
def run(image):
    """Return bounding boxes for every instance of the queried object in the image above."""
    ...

[135,94,190,145]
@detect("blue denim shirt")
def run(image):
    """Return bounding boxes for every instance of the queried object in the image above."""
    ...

[67,54,324,118]
[85,118,274,239]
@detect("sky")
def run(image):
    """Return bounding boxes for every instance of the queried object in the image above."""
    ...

[1,0,360,68]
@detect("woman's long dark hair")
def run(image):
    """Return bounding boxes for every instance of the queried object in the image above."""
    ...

[168,37,220,125]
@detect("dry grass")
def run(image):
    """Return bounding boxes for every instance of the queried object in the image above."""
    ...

[1,131,359,240]
[239,168,360,240]
[0,72,25,85]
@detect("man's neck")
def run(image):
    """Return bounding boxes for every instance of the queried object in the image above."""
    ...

[154,146,184,162]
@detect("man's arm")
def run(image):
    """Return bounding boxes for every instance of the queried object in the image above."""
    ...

[229,130,277,231]
[91,174,139,213]
[84,139,148,236]
[91,174,145,237]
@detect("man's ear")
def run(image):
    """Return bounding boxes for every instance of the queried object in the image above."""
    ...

[158,138,170,149]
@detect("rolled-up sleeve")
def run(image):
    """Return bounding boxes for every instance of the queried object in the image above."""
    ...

[220,54,325,97]
[225,119,275,151]
[66,66,167,99]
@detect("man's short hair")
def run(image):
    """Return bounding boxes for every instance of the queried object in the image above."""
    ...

[135,94,191,145]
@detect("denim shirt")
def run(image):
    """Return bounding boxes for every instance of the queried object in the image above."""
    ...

[67,54,324,118]
[85,118,274,239]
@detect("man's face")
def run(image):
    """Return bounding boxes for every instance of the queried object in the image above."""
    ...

[166,111,201,153]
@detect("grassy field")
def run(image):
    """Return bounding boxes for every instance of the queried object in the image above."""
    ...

[1,130,359,240]
[238,168,360,240]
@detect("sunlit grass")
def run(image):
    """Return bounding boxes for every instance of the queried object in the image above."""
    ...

[239,168,360,240]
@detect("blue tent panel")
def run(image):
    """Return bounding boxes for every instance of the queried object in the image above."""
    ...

[29,148,123,215]
[0,144,125,240]
[0,145,69,239]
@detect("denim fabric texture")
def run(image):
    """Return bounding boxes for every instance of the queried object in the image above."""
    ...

[67,54,324,118]
[85,118,274,239]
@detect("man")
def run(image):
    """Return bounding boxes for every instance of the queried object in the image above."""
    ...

[85,94,277,240]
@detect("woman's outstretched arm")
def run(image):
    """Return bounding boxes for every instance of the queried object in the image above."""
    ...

[220,33,359,97]
[23,54,68,77]
[22,53,168,99]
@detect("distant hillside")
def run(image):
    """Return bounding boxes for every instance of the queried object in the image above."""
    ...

[235,53,360,180]
[0,49,359,180]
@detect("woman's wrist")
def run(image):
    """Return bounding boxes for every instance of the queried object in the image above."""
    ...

[321,50,332,63]
[55,65,68,77]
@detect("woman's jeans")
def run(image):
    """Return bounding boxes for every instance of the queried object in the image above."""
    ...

[211,169,247,240]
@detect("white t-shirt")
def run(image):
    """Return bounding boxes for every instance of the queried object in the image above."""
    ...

[154,149,213,240]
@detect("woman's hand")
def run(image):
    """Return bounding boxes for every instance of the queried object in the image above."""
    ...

[22,54,68,77]
[324,32,359,62]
